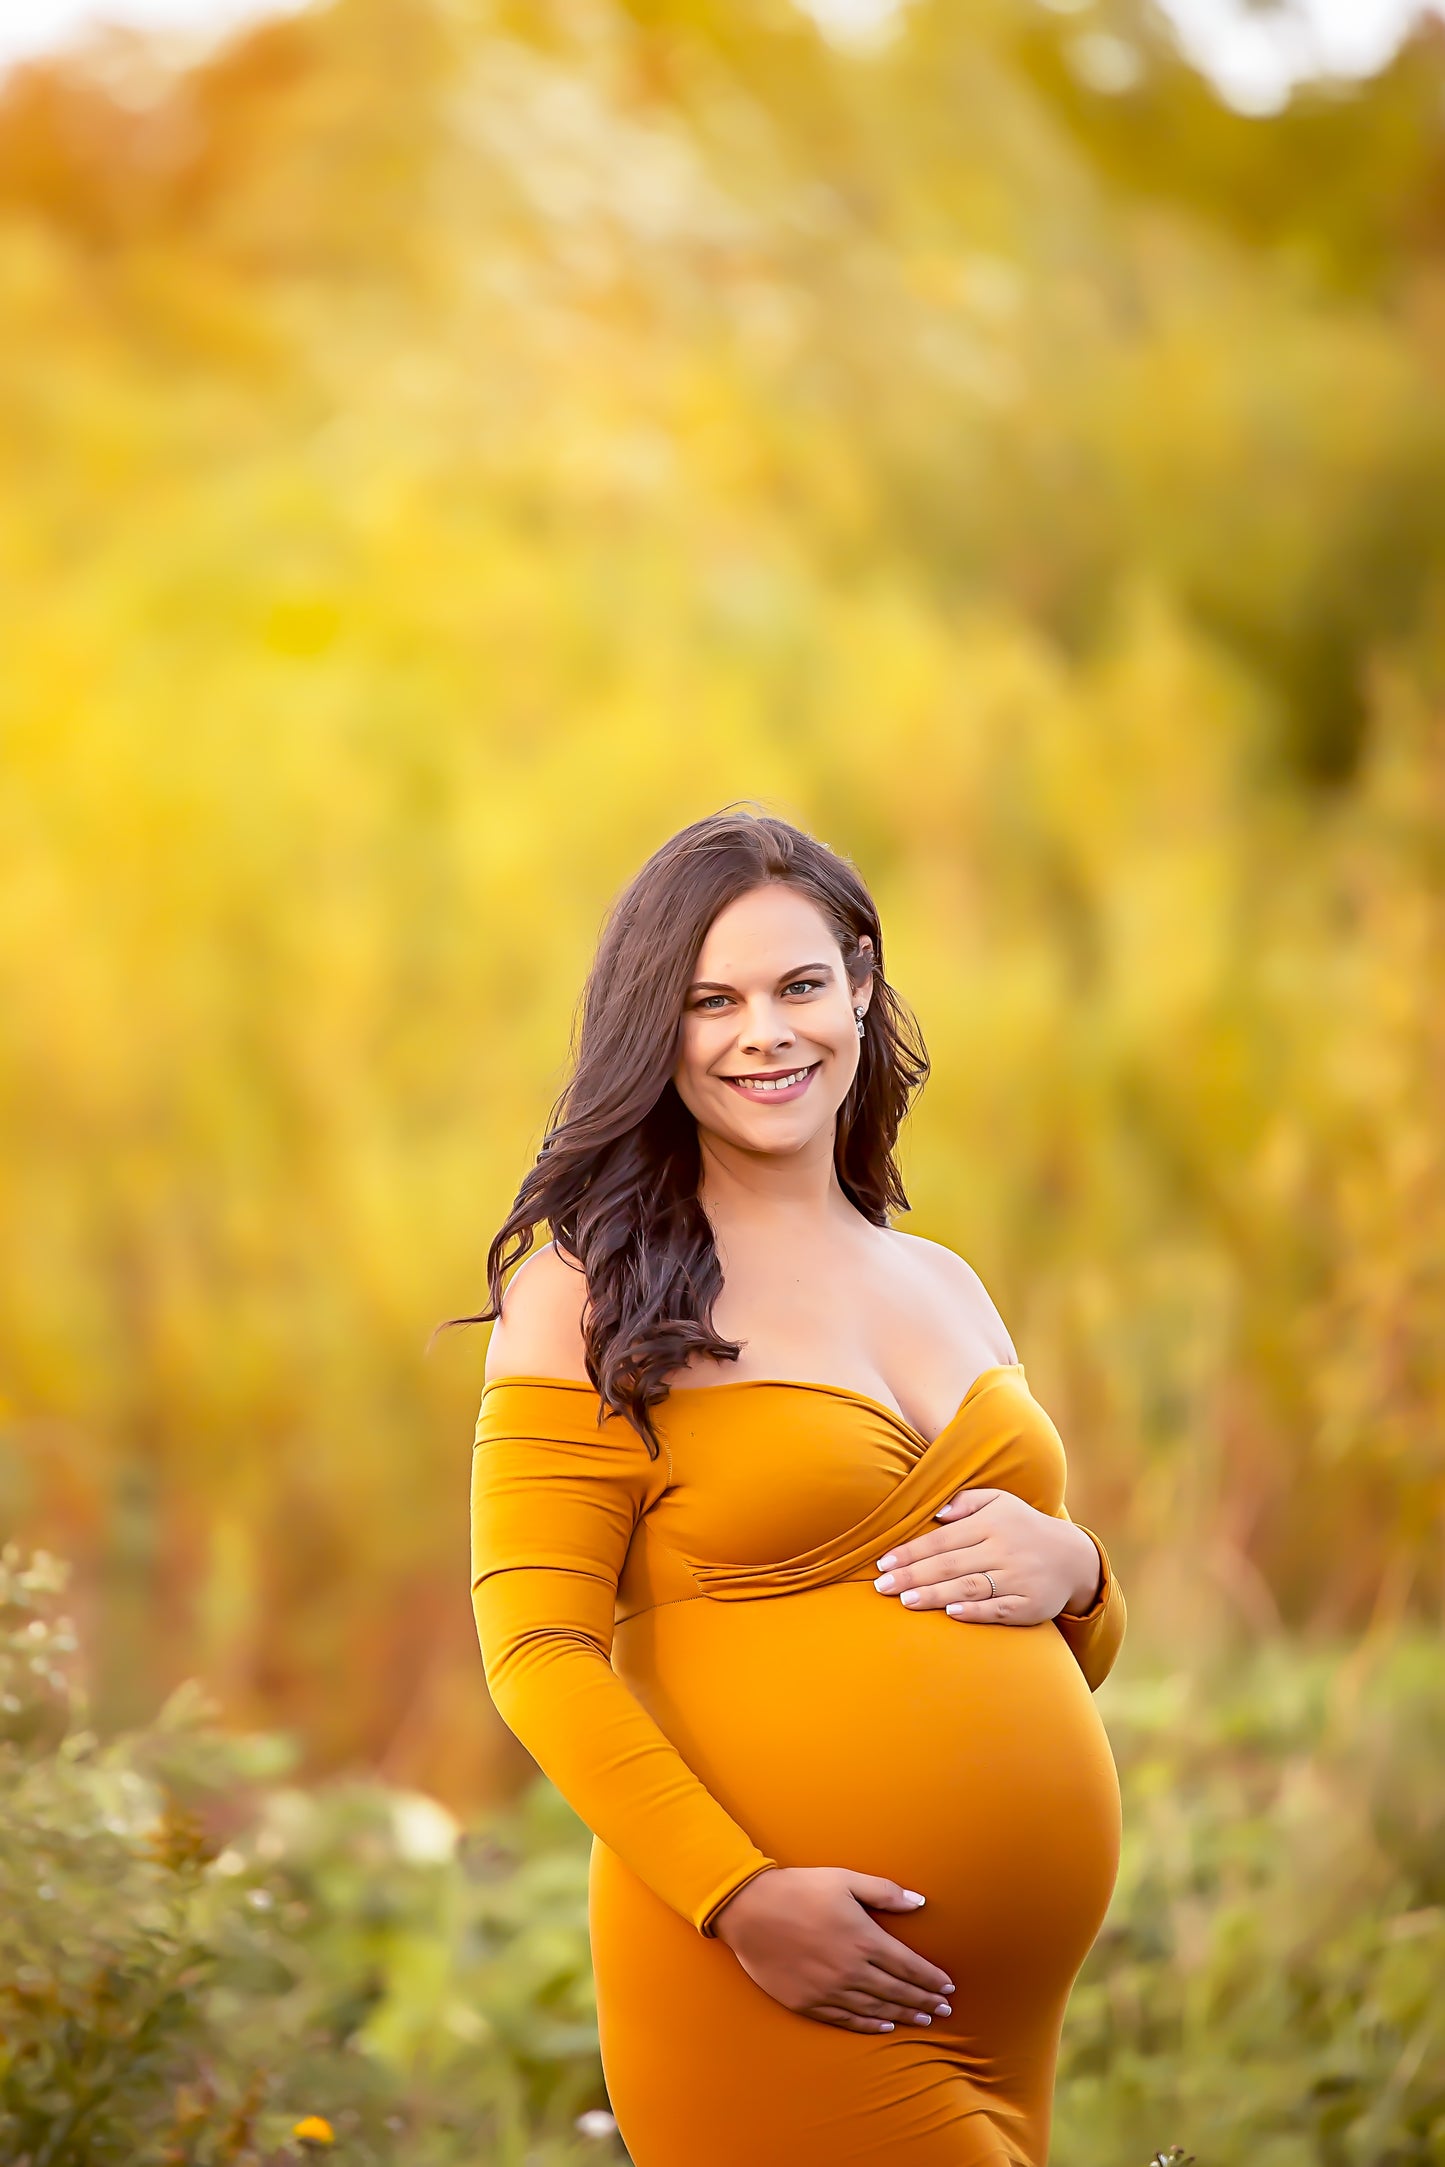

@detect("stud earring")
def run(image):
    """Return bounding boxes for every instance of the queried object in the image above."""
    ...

[854,1008,866,1038]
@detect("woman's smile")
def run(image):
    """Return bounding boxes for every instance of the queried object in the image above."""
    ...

[720,1061,821,1102]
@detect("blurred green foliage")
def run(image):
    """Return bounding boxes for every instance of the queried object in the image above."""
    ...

[0,1547,619,2166]
[6,1548,1444,2165]
[1062,1643,1445,2167]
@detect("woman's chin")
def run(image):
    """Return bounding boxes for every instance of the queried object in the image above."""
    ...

[704,1105,839,1156]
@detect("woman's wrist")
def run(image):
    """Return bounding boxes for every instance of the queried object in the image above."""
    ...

[701,1863,775,1950]
[1058,1527,1104,1617]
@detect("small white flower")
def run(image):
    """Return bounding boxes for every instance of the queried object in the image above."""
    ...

[390,1792,459,1864]
[575,2109,618,2140]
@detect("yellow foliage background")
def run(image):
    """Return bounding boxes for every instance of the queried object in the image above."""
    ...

[0,0,1441,1806]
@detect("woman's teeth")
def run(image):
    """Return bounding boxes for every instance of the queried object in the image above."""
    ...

[729,1067,812,1093]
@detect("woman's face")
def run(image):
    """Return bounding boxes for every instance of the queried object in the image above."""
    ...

[671,883,873,1158]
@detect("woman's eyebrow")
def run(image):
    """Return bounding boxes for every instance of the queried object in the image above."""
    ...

[686,960,835,995]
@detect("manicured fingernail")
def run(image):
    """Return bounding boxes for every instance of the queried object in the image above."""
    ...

[935,2002,952,2016]
[912,2012,932,2025]
[903,1891,925,1905]
[879,2022,895,2031]
[900,1589,920,1606]
[873,1574,895,1592]
[934,1507,952,1518]
[942,1980,955,1992]
[946,1604,963,1617]
[877,1553,897,1570]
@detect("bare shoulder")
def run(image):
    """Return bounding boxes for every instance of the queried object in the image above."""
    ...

[484,1241,590,1384]
[880,1228,1018,1364]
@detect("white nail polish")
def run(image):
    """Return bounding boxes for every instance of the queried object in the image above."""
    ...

[903,1890,925,1904]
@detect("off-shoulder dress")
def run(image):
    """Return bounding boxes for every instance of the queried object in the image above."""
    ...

[470,1364,1124,2167]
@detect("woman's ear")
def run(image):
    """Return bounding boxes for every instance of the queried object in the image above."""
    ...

[854,934,876,1014]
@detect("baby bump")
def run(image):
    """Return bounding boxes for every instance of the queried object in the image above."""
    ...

[613,1584,1121,1997]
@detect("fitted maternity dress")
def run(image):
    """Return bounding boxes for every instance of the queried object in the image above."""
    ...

[469,1363,1124,2167]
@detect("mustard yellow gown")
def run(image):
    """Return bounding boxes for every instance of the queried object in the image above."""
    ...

[470,1364,1124,2167]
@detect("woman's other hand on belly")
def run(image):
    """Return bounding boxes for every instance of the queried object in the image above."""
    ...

[872,1490,1103,1625]
[710,1867,955,2035]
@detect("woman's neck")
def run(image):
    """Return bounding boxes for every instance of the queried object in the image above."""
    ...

[696,1126,856,1235]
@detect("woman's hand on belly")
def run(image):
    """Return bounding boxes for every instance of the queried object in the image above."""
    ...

[710,1867,956,2036]
[873,1489,1103,1625]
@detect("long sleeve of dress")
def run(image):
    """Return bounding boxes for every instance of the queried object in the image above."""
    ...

[469,1380,779,1937]
[1052,1520,1126,1692]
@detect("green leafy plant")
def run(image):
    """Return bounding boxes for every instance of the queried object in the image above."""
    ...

[0,1548,618,2166]
[1056,1646,1445,2167]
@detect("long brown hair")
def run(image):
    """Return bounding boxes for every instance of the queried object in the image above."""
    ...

[462,809,929,1455]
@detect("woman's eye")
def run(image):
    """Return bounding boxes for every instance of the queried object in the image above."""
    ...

[692,981,821,1011]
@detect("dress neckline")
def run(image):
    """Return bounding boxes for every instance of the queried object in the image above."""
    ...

[482,1362,1026,1454]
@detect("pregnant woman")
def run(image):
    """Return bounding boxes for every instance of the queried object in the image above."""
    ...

[467,810,1124,2166]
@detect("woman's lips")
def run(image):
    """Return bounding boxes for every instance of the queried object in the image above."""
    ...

[720,1062,820,1104]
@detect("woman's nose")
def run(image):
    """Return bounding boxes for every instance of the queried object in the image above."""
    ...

[737,1001,795,1053]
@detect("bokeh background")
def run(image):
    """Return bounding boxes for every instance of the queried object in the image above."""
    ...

[1,1,1443,2161]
